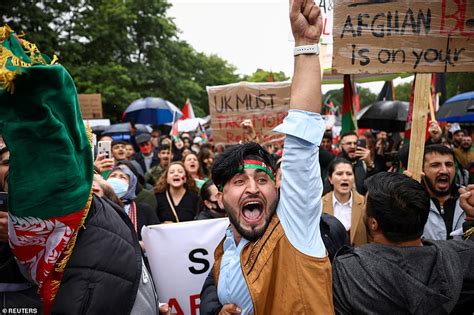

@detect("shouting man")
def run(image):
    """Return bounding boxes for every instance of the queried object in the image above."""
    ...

[422,145,470,240]
[202,1,333,314]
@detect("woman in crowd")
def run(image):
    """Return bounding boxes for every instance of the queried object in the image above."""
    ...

[322,158,368,246]
[155,161,200,223]
[171,137,185,162]
[196,180,226,220]
[183,152,207,189]
[116,160,157,210]
[107,165,159,248]
[197,147,214,179]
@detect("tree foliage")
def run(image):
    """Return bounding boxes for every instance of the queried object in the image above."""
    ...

[394,82,412,102]
[446,73,474,99]
[1,0,242,120]
[323,86,377,115]
[242,69,289,82]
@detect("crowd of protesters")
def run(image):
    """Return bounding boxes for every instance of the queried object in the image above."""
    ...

[88,114,474,240]
[83,87,474,314]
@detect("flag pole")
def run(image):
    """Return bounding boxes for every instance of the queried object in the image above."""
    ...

[170,110,177,157]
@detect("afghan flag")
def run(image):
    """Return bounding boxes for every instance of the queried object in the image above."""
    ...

[0,26,93,314]
[341,74,357,133]
[196,123,208,144]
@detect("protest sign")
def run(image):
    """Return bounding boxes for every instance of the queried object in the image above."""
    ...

[333,0,474,73]
[207,81,291,145]
[142,218,229,315]
[320,0,334,44]
[78,94,103,119]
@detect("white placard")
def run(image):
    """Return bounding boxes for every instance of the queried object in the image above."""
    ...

[142,218,229,315]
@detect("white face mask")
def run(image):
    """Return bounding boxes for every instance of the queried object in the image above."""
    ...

[107,178,129,198]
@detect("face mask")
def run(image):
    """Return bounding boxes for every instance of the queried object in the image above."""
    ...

[107,178,129,198]
[139,143,153,155]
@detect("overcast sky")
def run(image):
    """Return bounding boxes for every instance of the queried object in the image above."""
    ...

[167,0,412,94]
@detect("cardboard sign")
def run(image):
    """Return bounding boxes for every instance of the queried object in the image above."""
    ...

[142,218,229,315]
[333,0,474,73]
[78,94,103,119]
[207,81,291,145]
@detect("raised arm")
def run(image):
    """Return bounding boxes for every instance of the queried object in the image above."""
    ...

[289,0,322,112]
[273,0,326,258]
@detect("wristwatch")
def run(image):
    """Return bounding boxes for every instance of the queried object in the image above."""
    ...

[294,44,319,56]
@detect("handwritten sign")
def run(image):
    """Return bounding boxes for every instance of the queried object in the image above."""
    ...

[78,94,103,119]
[320,0,334,44]
[333,0,474,73]
[207,82,291,145]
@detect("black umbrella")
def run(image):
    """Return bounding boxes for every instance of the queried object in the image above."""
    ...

[356,100,409,132]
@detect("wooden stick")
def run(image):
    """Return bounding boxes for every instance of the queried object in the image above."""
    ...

[428,92,436,122]
[407,73,431,182]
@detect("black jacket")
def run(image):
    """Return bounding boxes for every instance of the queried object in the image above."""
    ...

[333,240,474,314]
[51,196,143,314]
[133,152,160,175]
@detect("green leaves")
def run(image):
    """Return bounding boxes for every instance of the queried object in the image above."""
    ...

[1,0,243,120]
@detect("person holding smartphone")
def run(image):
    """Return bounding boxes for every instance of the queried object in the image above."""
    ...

[338,132,376,195]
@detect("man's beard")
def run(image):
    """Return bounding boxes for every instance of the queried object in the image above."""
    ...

[223,198,278,242]
[423,175,452,198]
[341,149,357,163]
[461,144,471,151]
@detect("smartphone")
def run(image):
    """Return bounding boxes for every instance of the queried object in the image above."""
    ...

[0,192,7,212]
[97,140,112,159]
[357,139,366,148]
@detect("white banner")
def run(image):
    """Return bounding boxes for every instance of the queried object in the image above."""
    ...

[142,218,229,315]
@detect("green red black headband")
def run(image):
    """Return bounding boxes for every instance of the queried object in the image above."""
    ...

[218,159,275,191]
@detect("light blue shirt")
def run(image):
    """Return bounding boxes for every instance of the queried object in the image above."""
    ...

[217,110,326,314]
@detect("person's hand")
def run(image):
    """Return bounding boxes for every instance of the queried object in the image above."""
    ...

[459,185,474,217]
[355,147,372,166]
[159,303,170,314]
[219,304,241,315]
[428,120,442,141]
[290,0,322,46]
[240,119,256,142]
[94,153,114,173]
[0,212,8,242]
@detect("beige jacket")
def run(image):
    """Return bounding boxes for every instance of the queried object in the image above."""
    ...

[322,191,368,246]
[214,214,334,315]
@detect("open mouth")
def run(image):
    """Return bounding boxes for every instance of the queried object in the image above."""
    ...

[435,175,450,189]
[340,183,350,188]
[241,200,264,224]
